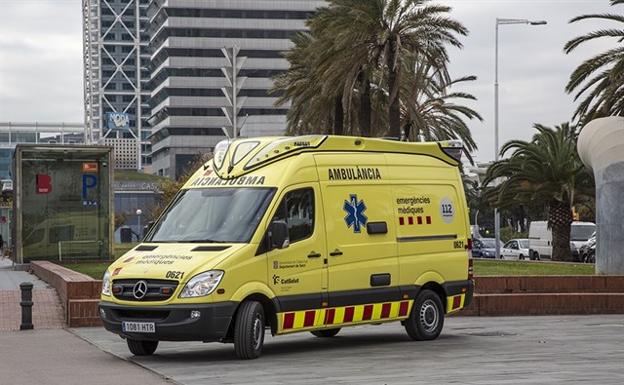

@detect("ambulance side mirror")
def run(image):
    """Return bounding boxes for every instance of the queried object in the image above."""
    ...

[269,220,290,250]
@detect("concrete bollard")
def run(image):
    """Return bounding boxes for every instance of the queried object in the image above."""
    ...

[19,282,34,330]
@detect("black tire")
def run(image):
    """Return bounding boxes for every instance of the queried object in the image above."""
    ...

[311,328,341,338]
[127,339,158,356]
[234,301,265,359]
[405,289,445,341]
[533,252,541,261]
[519,254,525,261]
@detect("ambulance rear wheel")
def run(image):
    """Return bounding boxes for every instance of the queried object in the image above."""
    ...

[405,289,444,341]
[126,339,158,356]
[311,328,341,338]
[234,301,265,359]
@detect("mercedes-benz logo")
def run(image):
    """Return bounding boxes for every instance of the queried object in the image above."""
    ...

[133,280,148,300]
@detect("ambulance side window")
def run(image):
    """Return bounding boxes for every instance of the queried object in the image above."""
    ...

[272,188,314,244]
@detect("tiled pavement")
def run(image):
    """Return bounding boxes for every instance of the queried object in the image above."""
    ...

[0,289,65,331]
[0,258,65,331]
[75,315,624,385]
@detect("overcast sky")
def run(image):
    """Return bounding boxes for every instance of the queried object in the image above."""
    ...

[0,0,616,162]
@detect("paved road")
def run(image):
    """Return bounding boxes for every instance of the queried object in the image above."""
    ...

[0,329,173,385]
[73,315,624,385]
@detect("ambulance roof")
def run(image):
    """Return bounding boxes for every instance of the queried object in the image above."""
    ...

[208,135,462,180]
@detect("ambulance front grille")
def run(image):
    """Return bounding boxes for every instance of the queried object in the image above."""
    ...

[112,279,178,302]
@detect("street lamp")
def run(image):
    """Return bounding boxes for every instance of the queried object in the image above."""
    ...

[136,209,142,241]
[494,18,547,259]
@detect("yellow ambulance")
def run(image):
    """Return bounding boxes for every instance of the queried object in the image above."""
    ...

[99,135,474,359]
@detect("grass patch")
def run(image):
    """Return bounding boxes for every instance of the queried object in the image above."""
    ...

[63,262,110,279]
[113,243,137,259]
[61,247,595,280]
[474,259,594,276]
[61,243,137,279]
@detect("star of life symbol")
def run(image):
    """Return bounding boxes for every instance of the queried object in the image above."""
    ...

[343,194,368,233]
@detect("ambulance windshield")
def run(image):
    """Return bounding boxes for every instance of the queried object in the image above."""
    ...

[147,188,275,243]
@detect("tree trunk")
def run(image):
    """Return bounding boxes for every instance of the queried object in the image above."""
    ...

[387,41,401,138]
[403,123,412,142]
[549,200,573,261]
[358,74,371,137]
[333,96,344,135]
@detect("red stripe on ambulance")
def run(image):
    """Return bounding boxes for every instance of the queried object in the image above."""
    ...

[344,307,355,322]
[399,301,410,317]
[362,304,374,320]
[283,313,295,329]
[303,310,316,327]
[324,308,335,325]
[453,296,461,309]
[381,303,392,318]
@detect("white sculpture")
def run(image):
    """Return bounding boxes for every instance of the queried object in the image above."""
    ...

[578,116,624,275]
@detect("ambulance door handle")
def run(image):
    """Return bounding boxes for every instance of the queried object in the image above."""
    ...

[330,249,343,257]
[307,251,321,259]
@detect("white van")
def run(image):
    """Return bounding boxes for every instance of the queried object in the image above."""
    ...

[528,221,596,261]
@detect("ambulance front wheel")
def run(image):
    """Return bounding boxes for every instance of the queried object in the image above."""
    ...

[405,289,444,341]
[311,328,341,338]
[126,339,158,356]
[234,301,265,359]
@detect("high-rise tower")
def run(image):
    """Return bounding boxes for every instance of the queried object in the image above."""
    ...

[146,0,324,179]
[82,0,152,170]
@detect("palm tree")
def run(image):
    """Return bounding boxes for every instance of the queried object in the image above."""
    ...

[483,123,590,261]
[401,61,481,152]
[565,0,624,124]
[272,33,340,135]
[296,0,468,138]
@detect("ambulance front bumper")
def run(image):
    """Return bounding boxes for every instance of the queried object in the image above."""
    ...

[99,301,237,342]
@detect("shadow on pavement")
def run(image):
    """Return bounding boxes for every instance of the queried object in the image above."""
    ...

[138,331,468,363]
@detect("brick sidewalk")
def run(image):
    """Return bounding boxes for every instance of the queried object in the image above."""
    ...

[0,289,65,331]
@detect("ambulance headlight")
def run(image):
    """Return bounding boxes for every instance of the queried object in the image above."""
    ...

[101,270,112,296]
[180,270,224,298]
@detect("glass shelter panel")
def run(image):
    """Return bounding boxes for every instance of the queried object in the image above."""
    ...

[16,146,112,262]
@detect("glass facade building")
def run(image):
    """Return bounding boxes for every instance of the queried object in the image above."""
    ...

[146,0,324,179]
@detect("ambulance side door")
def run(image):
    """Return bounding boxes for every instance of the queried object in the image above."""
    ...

[266,183,327,313]
[315,154,399,310]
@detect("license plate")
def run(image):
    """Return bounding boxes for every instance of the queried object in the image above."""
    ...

[122,321,155,333]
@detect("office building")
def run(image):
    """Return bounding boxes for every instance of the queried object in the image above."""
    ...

[82,0,153,171]
[147,0,324,178]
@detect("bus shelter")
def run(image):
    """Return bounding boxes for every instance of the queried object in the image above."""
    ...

[13,145,113,263]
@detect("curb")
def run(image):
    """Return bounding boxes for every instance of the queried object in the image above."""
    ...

[67,327,183,385]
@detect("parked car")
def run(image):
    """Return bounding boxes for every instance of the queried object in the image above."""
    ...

[570,224,597,261]
[579,232,596,263]
[501,239,530,260]
[528,221,596,260]
[473,238,502,259]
